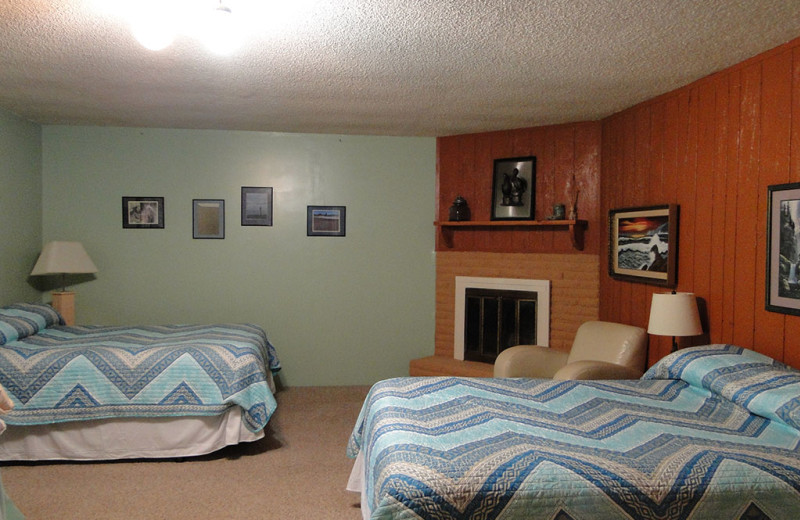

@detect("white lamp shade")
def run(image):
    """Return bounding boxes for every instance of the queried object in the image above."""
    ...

[648,292,702,337]
[30,242,98,275]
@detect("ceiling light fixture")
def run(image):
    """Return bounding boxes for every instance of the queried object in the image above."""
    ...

[129,0,241,54]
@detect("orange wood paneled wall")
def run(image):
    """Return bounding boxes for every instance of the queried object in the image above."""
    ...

[601,37,800,368]
[436,121,602,255]
[434,122,603,361]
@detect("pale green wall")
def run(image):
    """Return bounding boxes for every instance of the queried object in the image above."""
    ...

[0,109,42,305]
[41,126,436,386]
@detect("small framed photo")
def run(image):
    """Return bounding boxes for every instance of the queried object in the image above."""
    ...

[193,199,225,239]
[767,183,800,315]
[609,204,678,286]
[122,197,164,229]
[241,187,273,226]
[307,206,346,237]
[491,156,536,220]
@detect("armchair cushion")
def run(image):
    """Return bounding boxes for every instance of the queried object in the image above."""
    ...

[567,321,647,371]
[493,345,569,378]
[493,320,647,380]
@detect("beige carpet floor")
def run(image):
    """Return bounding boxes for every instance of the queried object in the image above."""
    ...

[0,385,371,520]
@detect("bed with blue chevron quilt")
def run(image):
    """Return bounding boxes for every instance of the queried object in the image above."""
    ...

[0,303,281,437]
[347,344,800,520]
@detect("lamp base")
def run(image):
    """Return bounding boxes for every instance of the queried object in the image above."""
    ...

[51,291,75,326]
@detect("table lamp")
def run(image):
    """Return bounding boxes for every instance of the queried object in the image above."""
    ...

[647,291,702,353]
[30,241,98,325]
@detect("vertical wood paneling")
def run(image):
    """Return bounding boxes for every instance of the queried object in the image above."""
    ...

[786,48,800,368]
[678,88,698,293]
[733,63,761,349]
[692,81,715,337]
[436,121,601,255]
[601,36,800,368]
[630,107,652,330]
[575,123,601,253]
[709,74,730,345]
[754,50,793,360]
[721,71,742,345]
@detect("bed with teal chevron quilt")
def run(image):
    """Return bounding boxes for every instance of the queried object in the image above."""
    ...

[347,344,800,520]
[0,303,281,432]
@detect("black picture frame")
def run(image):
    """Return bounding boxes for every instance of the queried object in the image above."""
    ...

[241,187,273,226]
[608,204,678,287]
[122,196,164,229]
[491,156,536,220]
[307,206,346,237]
[193,199,225,239]
[766,182,800,315]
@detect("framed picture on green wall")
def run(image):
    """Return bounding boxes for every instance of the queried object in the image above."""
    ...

[307,206,346,237]
[241,186,273,226]
[122,196,164,229]
[193,199,225,239]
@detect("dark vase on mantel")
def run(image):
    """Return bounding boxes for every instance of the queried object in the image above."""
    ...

[449,196,471,221]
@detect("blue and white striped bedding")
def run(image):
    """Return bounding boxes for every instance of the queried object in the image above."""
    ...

[348,345,800,520]
[0,304,281,432]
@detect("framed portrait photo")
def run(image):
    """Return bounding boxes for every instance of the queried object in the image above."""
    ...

[491,156,536,220]
[122,197,164,229]
[241,186,273,226]
[307,206,346,237]
[766,182,800,315]
[608,204,678,287]
[193,199,225,239]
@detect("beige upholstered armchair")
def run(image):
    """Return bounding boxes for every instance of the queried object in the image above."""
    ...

[493,321,647,380]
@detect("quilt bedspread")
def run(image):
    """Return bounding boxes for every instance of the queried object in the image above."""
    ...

[0,323,281,432]
[348,363,800,519]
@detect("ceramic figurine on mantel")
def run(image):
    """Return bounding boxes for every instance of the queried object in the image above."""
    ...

[448,195,471,221]
[546,203,566,220]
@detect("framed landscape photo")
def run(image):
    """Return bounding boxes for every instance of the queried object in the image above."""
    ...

[193,199,225,239]
[241,186,273,226]
[122,197,164,229]
[767,182,800,315]
[491,156,536,220]
[307,206,346,237]
[608,204,678,286]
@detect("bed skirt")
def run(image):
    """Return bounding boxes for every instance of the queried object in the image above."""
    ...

[0,407,262,461]
[346,452,370,520]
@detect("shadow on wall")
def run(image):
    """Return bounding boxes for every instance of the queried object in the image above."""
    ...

[682,296,710,349]
[26,273,96,293]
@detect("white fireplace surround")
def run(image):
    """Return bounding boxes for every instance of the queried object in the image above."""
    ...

[454,276,550,361]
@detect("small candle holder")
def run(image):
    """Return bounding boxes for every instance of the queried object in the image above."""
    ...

[448,196,471,221]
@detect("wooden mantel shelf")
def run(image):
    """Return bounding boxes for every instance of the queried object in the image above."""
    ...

[435,219,587,250]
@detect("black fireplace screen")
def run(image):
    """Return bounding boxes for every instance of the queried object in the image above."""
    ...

[464,289,538,363]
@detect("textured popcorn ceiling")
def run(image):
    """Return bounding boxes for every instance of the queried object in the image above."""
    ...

[1,0,799,137]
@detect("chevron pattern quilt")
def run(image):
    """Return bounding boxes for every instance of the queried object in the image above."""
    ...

[347,345,800,520]
[0,322,281,432]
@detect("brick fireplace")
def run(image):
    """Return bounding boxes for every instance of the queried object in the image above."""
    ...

[409,251,599,377]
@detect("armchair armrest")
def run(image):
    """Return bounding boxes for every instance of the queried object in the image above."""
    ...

[552,360,644,381]
[493,345,569,378]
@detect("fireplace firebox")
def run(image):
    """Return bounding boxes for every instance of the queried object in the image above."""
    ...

[464,289,538,363]
[454,277,549,362]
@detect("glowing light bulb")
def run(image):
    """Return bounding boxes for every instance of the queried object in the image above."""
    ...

[130,5,176,51]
